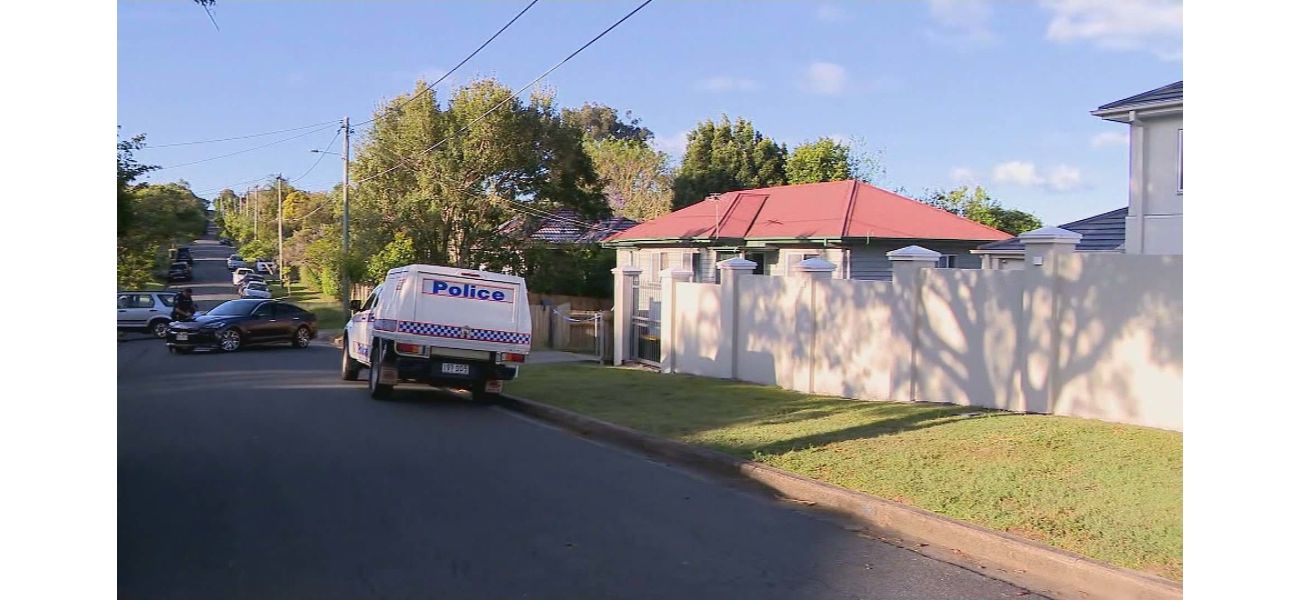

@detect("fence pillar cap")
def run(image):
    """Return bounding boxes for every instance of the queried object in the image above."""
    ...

[794,256,836,273]
[716,256,757,271]
[611,266,643,276]
[886,245,942,262]
[1018,226,1082,245]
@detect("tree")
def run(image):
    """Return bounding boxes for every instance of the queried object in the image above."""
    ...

[671,116,787,208]
[924,186,1044,235]
[351,78,605,275]
[117,132,157,236]
[787,138,854,184]
[561,103,652,143]
[584,138,673,221]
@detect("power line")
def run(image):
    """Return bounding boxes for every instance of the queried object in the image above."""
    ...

[154,123,337,171]
[353,0,542,128]
[291,128,342,183]
[142,120,337,149]
[354,0,656,187]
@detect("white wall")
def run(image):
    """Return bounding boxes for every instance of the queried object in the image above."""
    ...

[1127,113,1183,255]
[650,252,1183,431]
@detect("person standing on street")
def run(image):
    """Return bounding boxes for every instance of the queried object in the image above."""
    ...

[172,289,197,322]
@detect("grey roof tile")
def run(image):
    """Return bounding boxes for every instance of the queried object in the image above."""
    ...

[977,207,1127,253]
[1097,81,1182,111]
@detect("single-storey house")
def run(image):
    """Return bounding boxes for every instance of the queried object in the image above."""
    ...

[972,207,1128,270]
[602,179,1011,282]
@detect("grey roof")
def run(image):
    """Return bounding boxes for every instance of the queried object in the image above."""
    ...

[977,207,1127,253]
[500,208,638,244]
[1096,81,1182,112]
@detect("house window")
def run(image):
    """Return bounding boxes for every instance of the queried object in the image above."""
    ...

[938,255,959,269]
[1177,128,1183,194]
[787,251,822,275]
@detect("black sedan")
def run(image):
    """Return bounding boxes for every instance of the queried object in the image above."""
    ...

[166,299,317,354]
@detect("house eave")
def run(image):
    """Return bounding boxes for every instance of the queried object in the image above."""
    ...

[1091,99,1183,122]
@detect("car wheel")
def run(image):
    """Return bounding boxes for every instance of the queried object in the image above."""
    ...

[292,326,312,348]
[368,341,393,399]
[149,319,170,339]
[470,380,500,404]
[218,329,243,352]
[340,336,362,381]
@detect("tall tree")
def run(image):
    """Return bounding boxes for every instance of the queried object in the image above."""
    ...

[561,103,652,143]
[117,132,157,236]
[671,116,786,208]
[351,79,604,273]
[924,186,1044,235]
[584,138,673,221]
[786,137,854,184]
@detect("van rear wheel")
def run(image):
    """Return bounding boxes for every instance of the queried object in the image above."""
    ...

[470,381,500,404]
[368,342,393,399]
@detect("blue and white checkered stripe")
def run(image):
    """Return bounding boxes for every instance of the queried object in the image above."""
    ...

[395,320,531,345]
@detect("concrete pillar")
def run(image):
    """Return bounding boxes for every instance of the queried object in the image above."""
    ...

[610,266,641,365]
[716,256,757,380]
[887,245,941,402]
[658,267,694,373]
[1017,227,1081,414]
[791,257,836,392]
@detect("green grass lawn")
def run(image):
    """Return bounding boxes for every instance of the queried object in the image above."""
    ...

[508,363,1183,581]
[270,283,348,329]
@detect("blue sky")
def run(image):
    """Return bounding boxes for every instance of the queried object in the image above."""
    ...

[118,0,1181,226]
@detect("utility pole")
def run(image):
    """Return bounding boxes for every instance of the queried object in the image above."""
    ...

[253,186,260,241]
[341,116,351,309]
[277,175,284,285]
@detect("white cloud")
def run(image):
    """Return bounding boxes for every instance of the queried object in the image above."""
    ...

[815,4,849,23]
[696,76,759,93]
[950,166,980,186]
[993,160,1085,192]
[1090,131,1128,148]
[1039,0,1182,59]
[927,0,996,45]
[652,130,690,158]
[804,62,847,95]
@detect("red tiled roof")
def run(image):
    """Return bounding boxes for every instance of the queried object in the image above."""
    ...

[605,180,1012,243]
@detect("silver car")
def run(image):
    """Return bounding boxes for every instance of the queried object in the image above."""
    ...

[117,291,179,338]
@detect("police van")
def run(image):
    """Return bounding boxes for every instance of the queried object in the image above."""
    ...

[341,264,532,400]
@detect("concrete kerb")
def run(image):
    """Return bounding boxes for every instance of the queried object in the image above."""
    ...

[498,394,1181,600]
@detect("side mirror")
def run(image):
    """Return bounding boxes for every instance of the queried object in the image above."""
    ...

[349,299,362,312]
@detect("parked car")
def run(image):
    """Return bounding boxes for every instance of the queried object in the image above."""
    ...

[117,290,179,338]
[171,247,193,265]
[166,299,317,353]
[232,267,255,285]
[219,238,234,246]
[342,264,531,401]
[240,281,272,299]
[227,254,246,271]
[237,274,266,292]
[166,261,192,282]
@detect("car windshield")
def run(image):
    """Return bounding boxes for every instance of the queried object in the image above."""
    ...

[207,300,261,316]
[248,283,267,290]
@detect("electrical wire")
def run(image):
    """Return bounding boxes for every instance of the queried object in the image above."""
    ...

[291,128,342,183]
[354,0,655,189]
[155,123,338,171]
[142,120,339,149]
[353,0,542,128]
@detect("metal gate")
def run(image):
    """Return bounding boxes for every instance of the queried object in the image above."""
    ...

[630,274,661,366]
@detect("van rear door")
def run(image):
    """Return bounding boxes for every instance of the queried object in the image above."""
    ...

[407,269,525,346]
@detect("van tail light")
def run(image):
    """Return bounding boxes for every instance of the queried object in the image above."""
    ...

[501,352,526,364]
[395,342,426,356]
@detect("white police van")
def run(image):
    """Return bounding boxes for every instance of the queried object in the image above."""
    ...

[342,264,532,400]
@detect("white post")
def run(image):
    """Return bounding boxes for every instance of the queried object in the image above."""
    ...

[659,267,694,373]
[611,266,641,365]
[1017,227,1082,414]
[716,256,756,380]
[792,257,836,393]
[887,245,941,402]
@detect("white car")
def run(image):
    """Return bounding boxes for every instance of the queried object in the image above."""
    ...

[342,264,532,401]
[232,267,255,285]
[240,281,272,299]
[226,254,247,271]
[254,260,276,276]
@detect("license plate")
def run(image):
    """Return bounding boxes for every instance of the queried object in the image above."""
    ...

[175,333,188,341]
[441,363,470,375]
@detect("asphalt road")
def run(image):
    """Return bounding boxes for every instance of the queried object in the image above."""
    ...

[119,238,1041,599]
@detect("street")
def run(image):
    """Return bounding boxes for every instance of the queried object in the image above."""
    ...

[118,240,1039,599]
